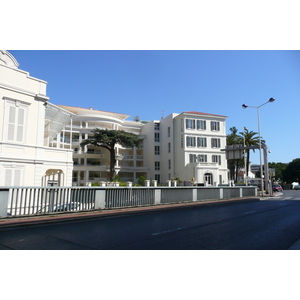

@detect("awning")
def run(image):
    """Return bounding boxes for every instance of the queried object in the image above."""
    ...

[44,102,74,141]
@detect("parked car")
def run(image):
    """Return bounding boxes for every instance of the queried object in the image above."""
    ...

[272,184,283,192]
[294,185,300,190]
[37,202,85,214]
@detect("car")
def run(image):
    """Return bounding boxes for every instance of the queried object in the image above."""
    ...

[294,185,300,190]
[37,202,85,214]
[272,184,283,192]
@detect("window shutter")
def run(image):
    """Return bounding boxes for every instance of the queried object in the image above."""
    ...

[16,108,25,142]
[5,169,12,186]
[14,170,21,186]
[8,106,16,141]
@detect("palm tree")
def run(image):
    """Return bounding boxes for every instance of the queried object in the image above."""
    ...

[239,128,263,177]
[80,129,143,181]
[226,127,243,181]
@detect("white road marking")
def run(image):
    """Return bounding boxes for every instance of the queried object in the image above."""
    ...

[244,210,256,215]
[152,228,182,236]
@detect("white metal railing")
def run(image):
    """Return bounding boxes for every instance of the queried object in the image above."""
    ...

[0,186,257,218]
[3,187,95,217]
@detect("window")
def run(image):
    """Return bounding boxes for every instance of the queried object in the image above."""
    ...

[4,167,23,186]
[155,132,160,142]
[155,174,160,183]
[181,136,184,148]
[167,126,171,137]
[189,154,207,163]
[197,137,207,148]
[211,121,220,131]
[186,119,195,129]
[211,138,221,148]
[168,142,171,153]
[189,154,197,163]
[6,102,27,143]
[168,159,171,170]
[154,122,160,131]
[198,154,207,162]
[186,136,196,147]
[155,161,160,171]
[197,120,206,130]
[212,155,221,165]
[155,146,160,155]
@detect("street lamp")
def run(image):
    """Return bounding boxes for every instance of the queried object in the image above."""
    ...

[242,98,275,196]
[243,127,248,186]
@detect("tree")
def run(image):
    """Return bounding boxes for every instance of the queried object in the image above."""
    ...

[282,158,300,183]
[226,127,243,181]
[239,128,262,177]
[80,129,143,181]
[268,162,287,181]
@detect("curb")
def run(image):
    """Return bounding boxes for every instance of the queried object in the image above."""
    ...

[0,197,260,229]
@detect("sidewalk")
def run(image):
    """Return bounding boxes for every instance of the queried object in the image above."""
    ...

[0,197,260,229]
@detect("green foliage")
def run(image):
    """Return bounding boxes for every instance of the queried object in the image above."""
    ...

[80,128,143,181]
[113,175,123,182]
[226,127,261,182]
[91,182,100,186]
[268,162,287,180]
[137,176,146,186]
[171,177,182,183]
[282,159,300,183]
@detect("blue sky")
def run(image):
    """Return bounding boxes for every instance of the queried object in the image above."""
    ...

[8,50,300,165]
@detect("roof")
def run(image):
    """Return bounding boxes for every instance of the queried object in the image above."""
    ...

[57,105,130,120]
[184,111,227,118]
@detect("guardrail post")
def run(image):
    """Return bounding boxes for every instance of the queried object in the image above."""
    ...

[154,189,161,205]
[240,188,243,197]
[0,189,9,218]
[193,188,197,201]
[95,189,106,210]
[220,188,224,199]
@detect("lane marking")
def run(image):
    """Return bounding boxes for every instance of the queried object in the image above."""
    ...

[152,227,182,236]
[244,210,256,215]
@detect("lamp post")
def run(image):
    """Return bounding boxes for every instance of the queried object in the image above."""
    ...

[242,98,275,196]
[243,127,248,186]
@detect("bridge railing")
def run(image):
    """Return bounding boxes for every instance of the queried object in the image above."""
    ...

[0,186,257,218]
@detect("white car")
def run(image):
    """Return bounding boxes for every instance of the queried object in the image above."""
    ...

[37,202,85,213]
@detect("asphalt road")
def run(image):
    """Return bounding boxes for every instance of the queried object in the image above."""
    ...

[1,190,300,250]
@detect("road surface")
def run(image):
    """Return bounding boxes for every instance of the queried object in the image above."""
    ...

[1,190,300,249]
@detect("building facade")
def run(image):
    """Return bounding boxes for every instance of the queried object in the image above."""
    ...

[142,111,228,185]
[57,105,148,185]
[0,51,74,186]
[60,105,229,186]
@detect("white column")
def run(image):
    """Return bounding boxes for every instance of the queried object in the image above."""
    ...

[95,190,106,209]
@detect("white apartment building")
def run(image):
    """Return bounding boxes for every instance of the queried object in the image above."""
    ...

[0,51,74,186]
[59,105,228,186]
[57,105,148,185]
[142,111,228,185]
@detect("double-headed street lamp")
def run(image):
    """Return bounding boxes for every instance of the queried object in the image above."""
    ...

[242,97,275,196]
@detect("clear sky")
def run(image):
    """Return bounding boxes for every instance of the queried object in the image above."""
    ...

[8,50,300,165]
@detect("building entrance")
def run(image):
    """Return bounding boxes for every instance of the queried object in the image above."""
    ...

[204,173,213,185]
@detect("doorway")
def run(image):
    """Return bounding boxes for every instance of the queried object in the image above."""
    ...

[204,173,213,185]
